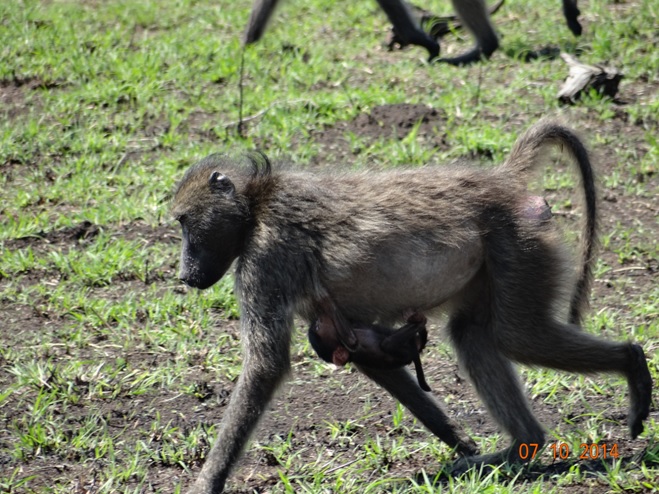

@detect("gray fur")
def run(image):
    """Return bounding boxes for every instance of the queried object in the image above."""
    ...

[173,120,652,493]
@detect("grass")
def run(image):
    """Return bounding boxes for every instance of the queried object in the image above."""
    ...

[0,0,657,492]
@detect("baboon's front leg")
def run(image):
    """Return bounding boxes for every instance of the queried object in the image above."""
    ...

[188,311,293,494]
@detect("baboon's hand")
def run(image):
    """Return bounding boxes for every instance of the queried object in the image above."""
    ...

[332,346,350,366]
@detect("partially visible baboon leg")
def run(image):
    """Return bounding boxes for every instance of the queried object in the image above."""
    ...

[439,0,499,65]
[243,0,581,64]
[357,364,479,455]
[449,241,652,473]
[244,0,281,44]
[562,0,582,36]
[503,322,652,439]
[376,0,440,60]
[448,313,546,472]
[189,303,294,494]
[244,0,439,60]
[627,344,654,438]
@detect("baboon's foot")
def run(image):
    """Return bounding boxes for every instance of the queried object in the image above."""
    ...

[436,39,498,66]
[453,433,480,457]
[628,343,653,439]
[449,442,539,476]
[450,451,508,476]
[424,40,440,62]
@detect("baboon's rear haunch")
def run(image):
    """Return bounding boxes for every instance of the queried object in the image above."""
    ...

[172,121,652,493]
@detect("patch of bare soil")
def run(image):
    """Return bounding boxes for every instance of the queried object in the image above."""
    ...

[4,221,102,251]
[303,103,450,166]
[3,219,178,252]
[0,76,67,126]
[343,103,447,142]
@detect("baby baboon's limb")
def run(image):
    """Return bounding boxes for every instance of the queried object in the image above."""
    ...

[380,313,431,392]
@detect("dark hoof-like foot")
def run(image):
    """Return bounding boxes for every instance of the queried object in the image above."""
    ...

[450,455,501,476]
[449,449,512,476]
[628,343,653,438]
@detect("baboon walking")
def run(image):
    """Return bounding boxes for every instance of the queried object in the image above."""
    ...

[172,121,652,493]
[243,0,583,65]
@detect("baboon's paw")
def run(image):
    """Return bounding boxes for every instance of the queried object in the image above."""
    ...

[449,450,508,476]
[454,435,479,457]
[628,344,653,439]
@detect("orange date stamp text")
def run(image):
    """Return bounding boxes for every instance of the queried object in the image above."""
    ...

[518,442,619,460]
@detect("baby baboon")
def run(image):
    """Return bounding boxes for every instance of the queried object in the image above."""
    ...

[172,120,652,494]
[309,311,432,391]
[242,0,583,65]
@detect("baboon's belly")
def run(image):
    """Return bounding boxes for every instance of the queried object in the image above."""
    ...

[329,238,483,322]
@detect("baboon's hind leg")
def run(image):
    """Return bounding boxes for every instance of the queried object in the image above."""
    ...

[448,314,546,472]
[502,320,653,439]
[439,0,499,65]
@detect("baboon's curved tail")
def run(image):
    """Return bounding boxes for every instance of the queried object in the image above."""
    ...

[502,121,598,325]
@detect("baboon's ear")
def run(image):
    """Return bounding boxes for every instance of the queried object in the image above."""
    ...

[209,171,235,194]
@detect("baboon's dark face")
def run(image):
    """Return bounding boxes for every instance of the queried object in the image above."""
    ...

[172,166,249,290]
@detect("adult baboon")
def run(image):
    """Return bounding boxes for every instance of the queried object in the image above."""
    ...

[309,311,432,391]
[242,0,583,65]
[172,121,652,493]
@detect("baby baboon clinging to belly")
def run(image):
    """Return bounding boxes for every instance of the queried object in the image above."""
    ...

[309,311,432,391]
